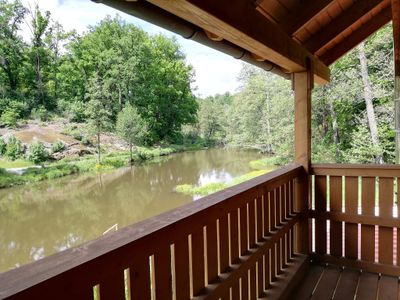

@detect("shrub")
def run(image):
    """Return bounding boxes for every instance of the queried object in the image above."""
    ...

[26,142,49,164]
[5,136,23,160]
[51,141,66,153]
[0,138,6,156]
[67,101,87,122]
[31,105,49,122]
[0,108,19,128]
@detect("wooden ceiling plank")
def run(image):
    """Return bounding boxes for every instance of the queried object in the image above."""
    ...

[147,0,330,83]
[320,5,392,65]
[284,0,335,35]
[304,0,388,53]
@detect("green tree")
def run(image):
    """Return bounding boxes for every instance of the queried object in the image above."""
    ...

[86,74,113,164]
[116,104,148,163]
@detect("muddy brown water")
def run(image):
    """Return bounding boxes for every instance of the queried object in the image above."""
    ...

[0,148,264,272]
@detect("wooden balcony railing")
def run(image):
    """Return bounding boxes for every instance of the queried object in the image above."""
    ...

[310,164,400,276]
[0,164,306,300]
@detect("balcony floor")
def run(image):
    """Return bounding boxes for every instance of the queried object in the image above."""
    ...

[290,262,399,300]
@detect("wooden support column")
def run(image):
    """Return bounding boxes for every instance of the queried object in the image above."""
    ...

[293,66,313,254]
[392,0,400,163]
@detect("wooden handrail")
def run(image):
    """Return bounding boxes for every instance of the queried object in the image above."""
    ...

[0,164,303,300]
[311,163,400,177]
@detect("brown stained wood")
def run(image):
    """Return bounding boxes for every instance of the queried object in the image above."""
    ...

[240,205,248,255]
[362,176,376,263]
[256,197,263,243]
[345,176,359,260]
[330,176,343,257]
[264,253,271,289]
[231,281,240,300]
[174,237,190,300]
[242,273,249,300]
[377,275,398,300]
[257,258,264,297]
[270,190,277,231]
[277,239,283,275]
[312,164,400,178]
[379,227,394,265]
[271,246,277,282]
[230,210,240,264]
[99,270,126,300]
[315,176,327,255]
[285,183,290,219]
[207,221,219,284]
[154,248,173,299]
[310,265,341,299]
[147,0,331,84]
[332,268,360,300]
[320,5,392,65]
[311,253,400,277]
[248,199,256,248]
[283,0,334,35]
[219,215,230,274]
[355,272,378,300]
[264,192,271,236]
[290,264,324,300]
[249,266,257,300]
[276,187,282,226]
[379,178,394,265]
[130,259,151,300]
[192,228,205,296]
[304,0,385,53]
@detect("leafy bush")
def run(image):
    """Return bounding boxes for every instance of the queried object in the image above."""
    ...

[67,101,87,122]
[0,138,6,156]
[0,108,19,128]
[31,105,49,122]
[26,142,49,164]
[5,136,23,160]
[51,141,66,153]
[0,168,24,188]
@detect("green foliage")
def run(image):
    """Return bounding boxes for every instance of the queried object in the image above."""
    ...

[116,104,148,161]
[0,107,19,128]
[5,136,23,160]
[31,105,49,121]
[66,101,87,122]
[0,138,6,155]
[51,140,65,153]
[26,142,49,164]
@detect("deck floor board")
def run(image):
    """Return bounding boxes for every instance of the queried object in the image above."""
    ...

[289,263,398,300]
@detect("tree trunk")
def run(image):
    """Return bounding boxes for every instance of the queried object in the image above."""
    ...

[129,143,133,165]
[97,132,101,164]
[358,42,384,164]
[328,99,340,161]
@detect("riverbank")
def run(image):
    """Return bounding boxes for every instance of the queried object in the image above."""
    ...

[0,144,205,189]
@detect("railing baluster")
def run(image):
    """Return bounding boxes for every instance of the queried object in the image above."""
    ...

[130,258,151,300]
[315,176,327,255]
[231,279,240,300]
[248,199,256,248]
[100,270,125,300]
[207,220,219,284]
[219,215,230,274]
[345,176,358,259]
[379,177,394,265]
[174,237,190,300]
[257,258,264,297]
[256,196,263,242]
[191,227,205,296]
[230,209,239,264]
[330,176,342,257]
[361,177,376,262]
[249,266,257,299]
[240,205,248,255]
[154,247,173,299]
[242,273,249,300]
[263,190,270,236]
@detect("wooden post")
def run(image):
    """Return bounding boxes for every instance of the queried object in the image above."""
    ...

[293,65,313,254]
[392,0,400,163]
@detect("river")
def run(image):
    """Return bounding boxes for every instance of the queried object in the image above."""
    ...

[0,148,264,272]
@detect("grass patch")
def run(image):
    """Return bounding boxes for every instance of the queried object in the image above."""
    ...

[176,169,272,197]
[0,159,34,169]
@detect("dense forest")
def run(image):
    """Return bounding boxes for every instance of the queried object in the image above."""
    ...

[0,0,396,167]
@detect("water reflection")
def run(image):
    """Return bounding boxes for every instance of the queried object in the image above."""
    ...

[0,148,262,272]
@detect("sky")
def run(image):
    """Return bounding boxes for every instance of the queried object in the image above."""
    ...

[20,0,243,97]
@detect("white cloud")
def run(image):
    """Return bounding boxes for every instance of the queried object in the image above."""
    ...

[19,0,242,96]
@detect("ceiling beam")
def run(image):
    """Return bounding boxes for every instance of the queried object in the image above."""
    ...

[147,0,330,84]
[283,0,335,35]
[320,6,392,65]
[304,0,387,53]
